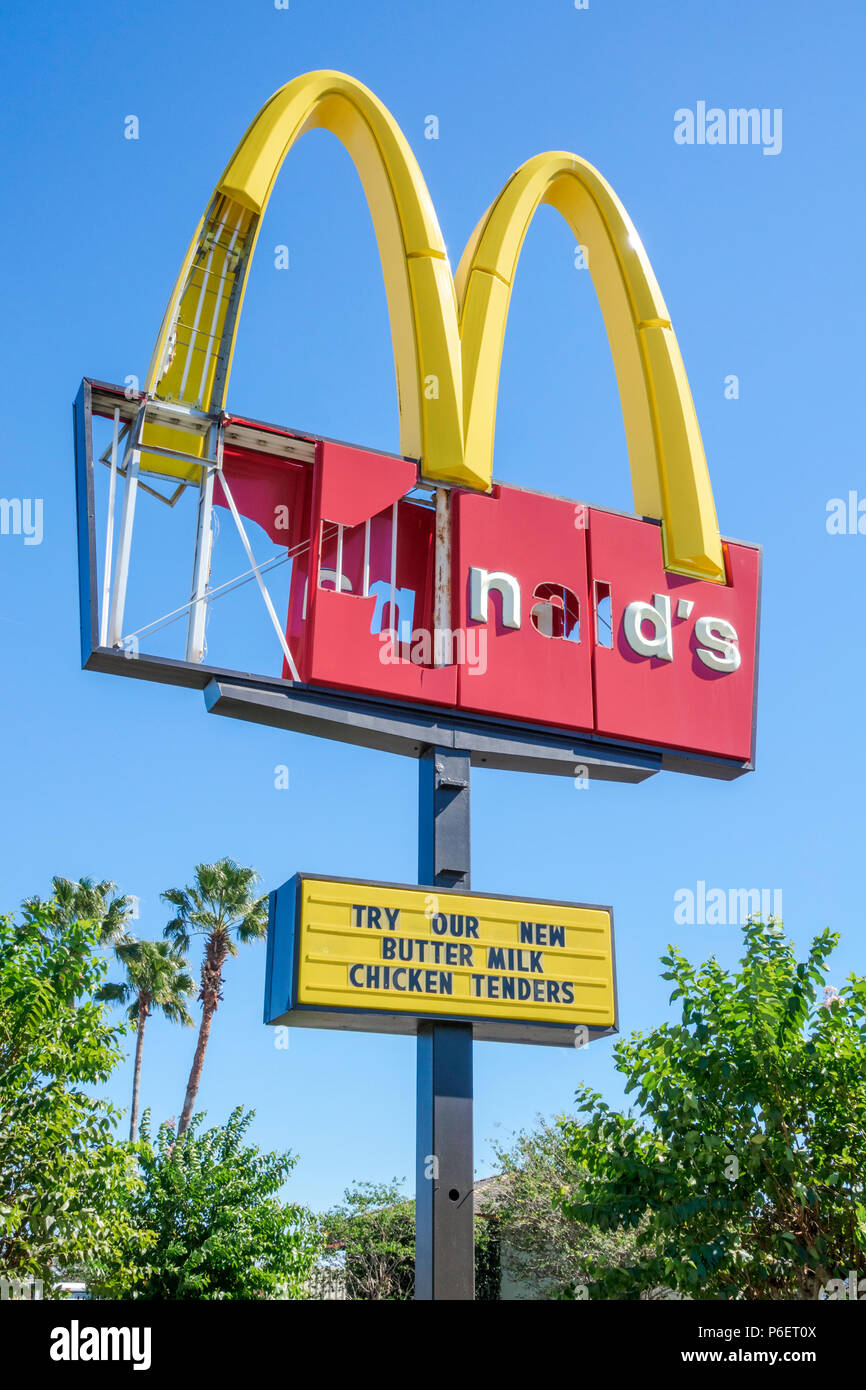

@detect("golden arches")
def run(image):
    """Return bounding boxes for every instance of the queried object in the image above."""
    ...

[143,70,465,485]
[455,153,723,580]
[142,72,724,580]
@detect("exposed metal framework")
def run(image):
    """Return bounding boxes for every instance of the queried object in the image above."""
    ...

[80,380,303,678]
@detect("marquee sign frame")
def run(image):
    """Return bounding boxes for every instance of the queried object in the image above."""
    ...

[264,872,618,1048]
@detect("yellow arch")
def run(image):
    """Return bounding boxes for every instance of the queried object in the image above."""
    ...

[142,70,466,486]
[455,153,724,581]
[142,73,724,580]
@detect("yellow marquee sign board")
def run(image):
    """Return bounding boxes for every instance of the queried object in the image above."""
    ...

[265,874,617,1047]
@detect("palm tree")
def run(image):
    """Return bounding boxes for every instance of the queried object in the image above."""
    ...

[22,875,132,943]
[162,859,267,1135]
[97,938,195,1140]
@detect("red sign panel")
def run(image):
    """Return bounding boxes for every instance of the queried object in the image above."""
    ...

[588,508,759,763]
[277,440,760,768]
[452,484,594,732]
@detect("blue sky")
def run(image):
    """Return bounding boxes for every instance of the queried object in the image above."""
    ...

[1,0,864,1212]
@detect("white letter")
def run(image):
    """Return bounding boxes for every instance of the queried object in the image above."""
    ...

[23,498,43,546]
[378,630,398,665]
[469,567,521,630]
[706,888,726,925]
[729,108,759,145]
[673,108,694,145]
[695,616,741,672]
[762,108,782,156]
[826,498,846,534]
[0,498,21,535]
[705,108,727,145]
[50,1328,70,1362]
[466,627,487,676]
[79,1327,100,1362]
[133,1327,152,1372]
[623,593,672,661]
[673,888,694,925]
[411,628,431,666]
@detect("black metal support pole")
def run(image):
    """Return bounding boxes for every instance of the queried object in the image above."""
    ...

[415,746,474,1301]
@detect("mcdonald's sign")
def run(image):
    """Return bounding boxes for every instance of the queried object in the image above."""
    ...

[74,71,760,782]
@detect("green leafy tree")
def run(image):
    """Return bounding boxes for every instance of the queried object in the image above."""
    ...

[162,859,267,1135]
[0,908,138,1280]
[557,919,866,1300]
[94,1107,319,1299]
[22,876,132,943]
[320,1179,504,1299]
[474,1210,502,1301]
[321,1180,415,1300]
[97,938,195,1141]
[489,1116,645,1297]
